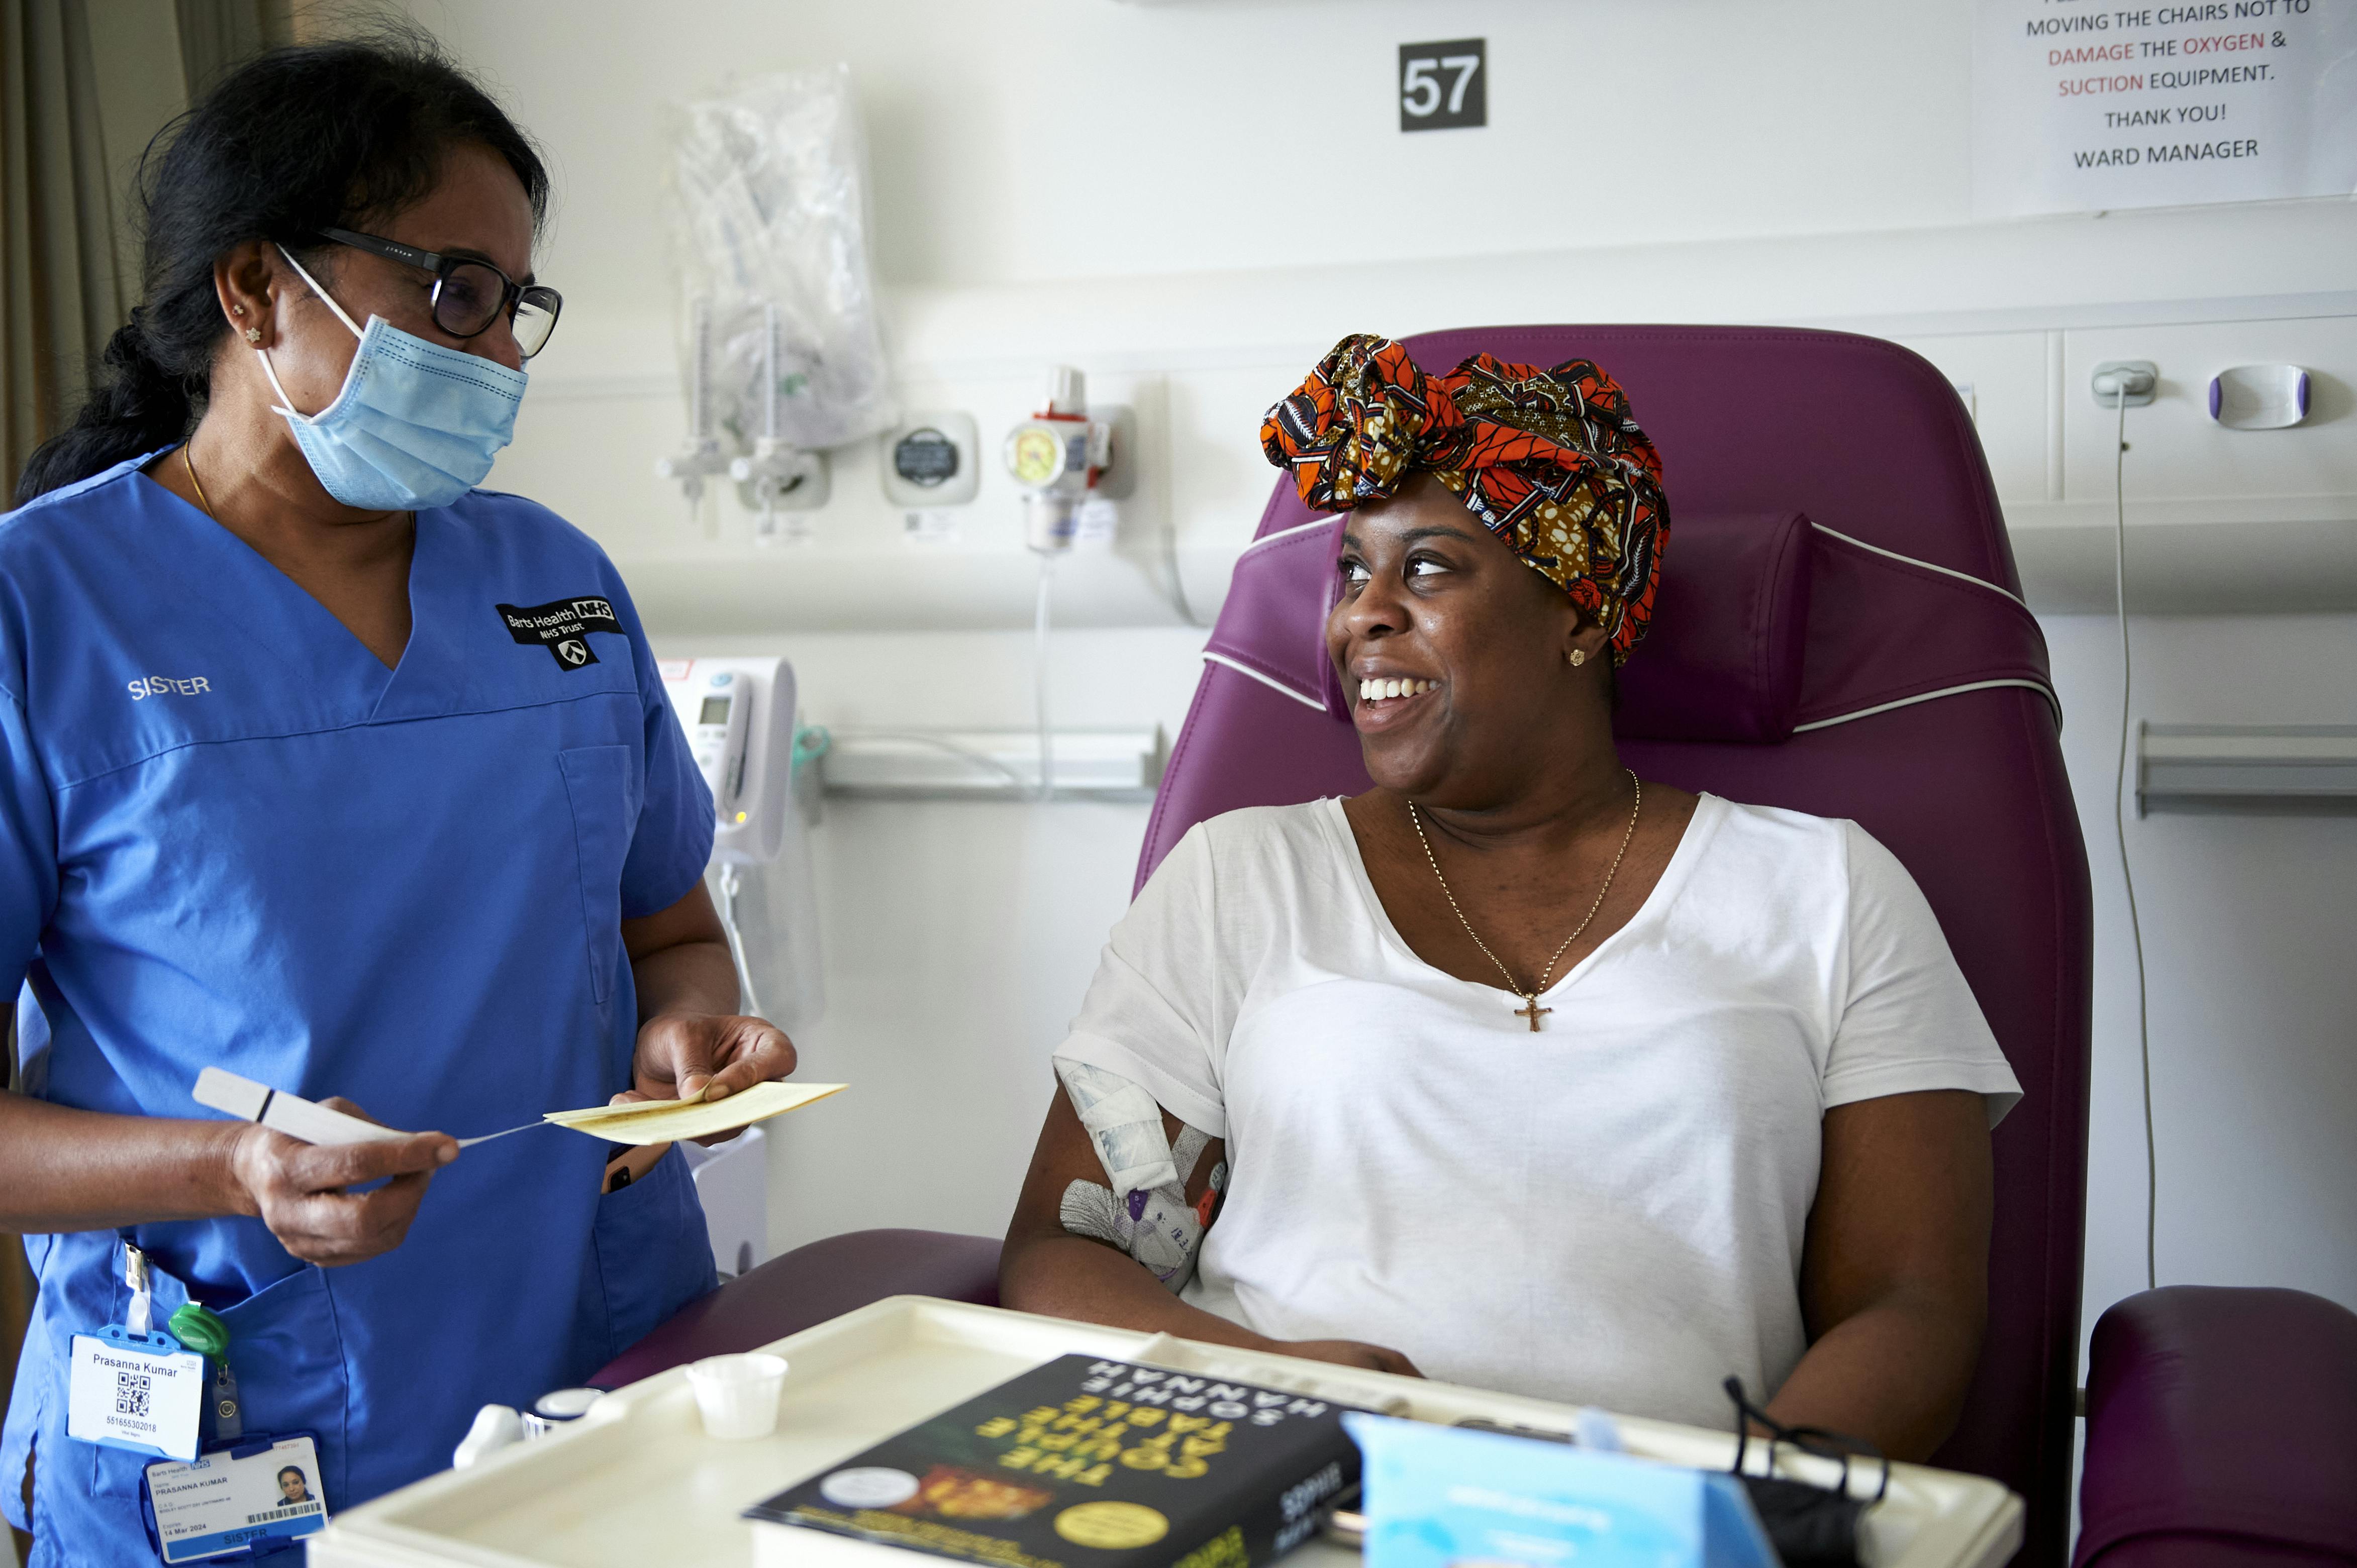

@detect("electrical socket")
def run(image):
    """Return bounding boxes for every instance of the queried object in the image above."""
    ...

[2091,360,2158,408]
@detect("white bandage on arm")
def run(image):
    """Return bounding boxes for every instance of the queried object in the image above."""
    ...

[1055,1059,1224,1293]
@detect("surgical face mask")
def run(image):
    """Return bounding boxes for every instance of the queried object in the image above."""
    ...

[255,244,528,511]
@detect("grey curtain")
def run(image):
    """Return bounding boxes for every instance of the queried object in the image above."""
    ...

[0,0,294,492]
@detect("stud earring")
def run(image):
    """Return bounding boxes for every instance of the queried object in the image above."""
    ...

[1568,648,1588,668]
[232,304,244,315]
[243,327,263,343]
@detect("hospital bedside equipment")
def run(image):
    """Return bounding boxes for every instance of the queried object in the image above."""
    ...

[657,655,821,1026]
[728,301,830,542]
[647,656,802,1279]
[652,297,734,515]
[1001,365,1132,556]
[657,67,895,530]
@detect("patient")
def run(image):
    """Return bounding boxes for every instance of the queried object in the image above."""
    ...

[1000,335,2021,1461]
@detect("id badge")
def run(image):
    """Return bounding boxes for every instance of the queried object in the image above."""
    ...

[142,1434,328,1563]
[67,1325,205,1462]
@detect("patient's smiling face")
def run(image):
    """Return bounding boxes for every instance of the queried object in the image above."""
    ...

[1327,474,1613,806]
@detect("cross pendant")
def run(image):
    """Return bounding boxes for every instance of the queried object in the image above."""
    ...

[1515,997,1552,1032]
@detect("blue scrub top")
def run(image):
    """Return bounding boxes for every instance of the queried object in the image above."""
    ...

[0,454,719,1562]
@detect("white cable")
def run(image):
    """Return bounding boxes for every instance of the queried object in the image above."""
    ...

[1034,552,1056,803]
[1162,519,1202,626]
[845,730,1032,791]
[2109,385,2157,1294]
[715,863,763,1020]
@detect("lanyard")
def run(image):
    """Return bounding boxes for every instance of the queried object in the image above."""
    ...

[129,1240,245,1444]
[124,1240,154,1337]
[165,1297,241,1444]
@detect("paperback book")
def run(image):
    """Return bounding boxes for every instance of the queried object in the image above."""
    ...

[746,1354,1360,1568]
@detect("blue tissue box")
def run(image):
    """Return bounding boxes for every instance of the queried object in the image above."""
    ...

[1343,1413,1777,1568]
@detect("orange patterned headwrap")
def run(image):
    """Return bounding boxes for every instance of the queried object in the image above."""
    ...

[1261,334,1669,662]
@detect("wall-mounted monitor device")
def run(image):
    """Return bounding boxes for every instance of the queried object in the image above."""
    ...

[656,655,799,866]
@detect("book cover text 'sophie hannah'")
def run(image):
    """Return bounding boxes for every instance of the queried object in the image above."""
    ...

[746,1355,1361,1568]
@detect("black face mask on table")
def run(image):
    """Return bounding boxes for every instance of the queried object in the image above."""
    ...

[1723,1376,1890,1568]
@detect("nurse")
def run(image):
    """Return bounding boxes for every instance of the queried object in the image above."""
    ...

[0,35,792,1563]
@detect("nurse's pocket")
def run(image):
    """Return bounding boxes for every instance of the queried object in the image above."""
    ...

[556,745,644,1005]
[92,1266,346,1501]
[590,1146,715,1367]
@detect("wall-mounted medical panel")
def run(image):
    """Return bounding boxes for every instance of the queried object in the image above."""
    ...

[818,727,1167,802]
[509,259,2357,633]
[501,357,1210,633]
[2057,319,2354,507]
[1889,311,2357,614]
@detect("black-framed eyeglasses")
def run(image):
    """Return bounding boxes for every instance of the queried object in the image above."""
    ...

[318,226,562,359]
[1724,1376,1887,1567]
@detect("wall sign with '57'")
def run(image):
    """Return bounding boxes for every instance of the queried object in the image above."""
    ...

[1400,39,1486,132]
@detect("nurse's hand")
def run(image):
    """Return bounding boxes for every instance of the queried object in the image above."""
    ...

[629,1011,797,1145]
[230,1100,459,1267]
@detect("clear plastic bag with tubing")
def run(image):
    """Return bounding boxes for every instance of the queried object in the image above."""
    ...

[666,65,896,452]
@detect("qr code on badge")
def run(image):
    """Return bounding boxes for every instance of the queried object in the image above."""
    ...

[115,1370,151,1418]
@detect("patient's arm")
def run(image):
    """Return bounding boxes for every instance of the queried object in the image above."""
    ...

[1769,1088,1994,1462]
[1000,1087,1421,1377]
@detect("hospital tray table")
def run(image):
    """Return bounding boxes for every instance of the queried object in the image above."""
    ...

[311,1298,2023,1568]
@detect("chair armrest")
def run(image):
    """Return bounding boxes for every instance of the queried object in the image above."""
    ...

[590,1228,1002,1390]
[2075,1285,2357,1567]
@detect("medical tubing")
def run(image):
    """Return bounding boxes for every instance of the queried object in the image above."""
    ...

[762,302,780,441]
[1035,552,1056,803]
[1161,510,1202,627]
[716,863,764,1020]
[2111,387,2158,1294]
[690,298,712,442]
[848,731,1031,791]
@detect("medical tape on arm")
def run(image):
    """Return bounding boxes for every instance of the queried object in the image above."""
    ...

[1058,1059,1182,1192]
[1054,1060,1224,1294]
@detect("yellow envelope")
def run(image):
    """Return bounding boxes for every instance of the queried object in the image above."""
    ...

[542,1081,846,1145]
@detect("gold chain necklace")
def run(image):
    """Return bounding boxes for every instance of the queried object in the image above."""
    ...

[182,443,215,517]
[1407,770,1642,1032]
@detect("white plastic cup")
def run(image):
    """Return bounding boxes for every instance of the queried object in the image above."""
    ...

[685,1352,788,1440]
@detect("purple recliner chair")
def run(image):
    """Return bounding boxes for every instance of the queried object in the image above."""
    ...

[598,326,2355,1567]
[1144,323,2089,1560]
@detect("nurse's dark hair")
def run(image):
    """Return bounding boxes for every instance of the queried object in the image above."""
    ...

[12,25,547,504]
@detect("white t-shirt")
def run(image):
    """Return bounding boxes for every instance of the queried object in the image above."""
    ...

[1051,793,2021,1427]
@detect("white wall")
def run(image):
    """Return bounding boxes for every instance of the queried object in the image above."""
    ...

[397,0,2357,299]
[2049,614,2357,1323]
[410,0,2357,627]
[392,0,2357,1384]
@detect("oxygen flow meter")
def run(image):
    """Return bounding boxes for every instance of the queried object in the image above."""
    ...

[1003,366,1113,554]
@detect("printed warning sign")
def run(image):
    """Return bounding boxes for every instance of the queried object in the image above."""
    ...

[1973,0,2357,215]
